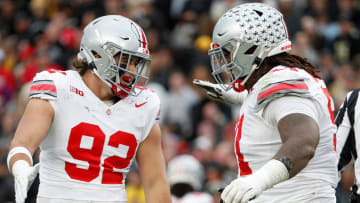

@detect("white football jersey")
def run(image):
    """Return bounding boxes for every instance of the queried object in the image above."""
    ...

[171,192,213,203]
[234,66,338,202]
[29,69,160,202]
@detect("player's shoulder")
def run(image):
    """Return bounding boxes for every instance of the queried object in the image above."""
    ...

[253,65,313,107]
[127,86,161,119]
[255,65,312,89]
[29,69,77,100]
[126,86,160,110]
[134,86,160,104]
[32,69,71,81]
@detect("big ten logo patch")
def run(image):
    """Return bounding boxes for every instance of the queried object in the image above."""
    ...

[70,85,84,96]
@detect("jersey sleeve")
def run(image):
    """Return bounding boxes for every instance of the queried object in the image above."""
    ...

[263,95,320,127]
[29,70,58,100]
[255,66,312,110]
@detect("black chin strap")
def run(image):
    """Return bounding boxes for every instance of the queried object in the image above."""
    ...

[89,62,97,70]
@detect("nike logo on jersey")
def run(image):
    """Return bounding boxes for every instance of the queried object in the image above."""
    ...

[135,102,147,108]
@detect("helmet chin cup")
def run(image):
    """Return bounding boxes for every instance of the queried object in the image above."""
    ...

[232,79,246,92]
[112,83,130,99]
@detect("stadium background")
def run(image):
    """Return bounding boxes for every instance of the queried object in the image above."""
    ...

[0,0,359,202]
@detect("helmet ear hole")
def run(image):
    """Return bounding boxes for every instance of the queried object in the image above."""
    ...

[244,45,258,55]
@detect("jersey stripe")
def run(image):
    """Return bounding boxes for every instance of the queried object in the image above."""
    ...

[306,71,337,151]
[30,84,56,92]
[133,22,147,50]
[29,80,57,98]
[140,29,146,49]
[234,114,252,176]
[320,86,336,151]
[156,108,160,120]
[257,82,308,104]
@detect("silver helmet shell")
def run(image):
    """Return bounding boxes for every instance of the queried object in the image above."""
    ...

[78,15,151,97]
[208,3,292,91]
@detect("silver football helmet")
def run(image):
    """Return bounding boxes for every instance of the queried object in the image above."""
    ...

[78,15,151,98]
[167,154,205,191]
[208,3,292,92]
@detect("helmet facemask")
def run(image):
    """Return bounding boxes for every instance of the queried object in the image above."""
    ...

[93,42,151,98]
[208,40,266,92]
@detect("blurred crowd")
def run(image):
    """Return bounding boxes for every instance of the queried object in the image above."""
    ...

[0,0,360,202]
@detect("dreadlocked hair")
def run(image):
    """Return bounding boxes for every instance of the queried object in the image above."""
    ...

[245,52,321,90]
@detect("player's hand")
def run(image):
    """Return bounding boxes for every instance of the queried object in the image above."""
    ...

[221,159,289,203]
[193,79,245,104]
[193,79,225,99]
[220,175,263,203]
[12,160,40,203]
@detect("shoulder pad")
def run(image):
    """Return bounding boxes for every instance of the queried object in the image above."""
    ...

[135,86,161,120]
[255,66,310,89]
[255,66,311,109]
[29,69,66,100]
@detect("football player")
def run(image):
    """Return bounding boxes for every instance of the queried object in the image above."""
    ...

[7,15,171,203]
[194,3,338,203]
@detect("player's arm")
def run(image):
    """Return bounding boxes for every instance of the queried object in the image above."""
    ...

[9,98,54,168]
[8,98,54,203]
[266,96,320,178]
[136,123,171,203]
[274,113,319,177]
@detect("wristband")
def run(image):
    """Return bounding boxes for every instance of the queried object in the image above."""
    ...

[222,89,247,104]
[252,159,289,191]
[7,147,33,171]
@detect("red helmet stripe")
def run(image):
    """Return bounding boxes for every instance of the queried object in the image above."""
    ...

[134,23,147,49]
[140,29,147,49]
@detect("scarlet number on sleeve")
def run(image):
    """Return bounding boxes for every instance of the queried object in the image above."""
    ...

[65,122,137,184]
